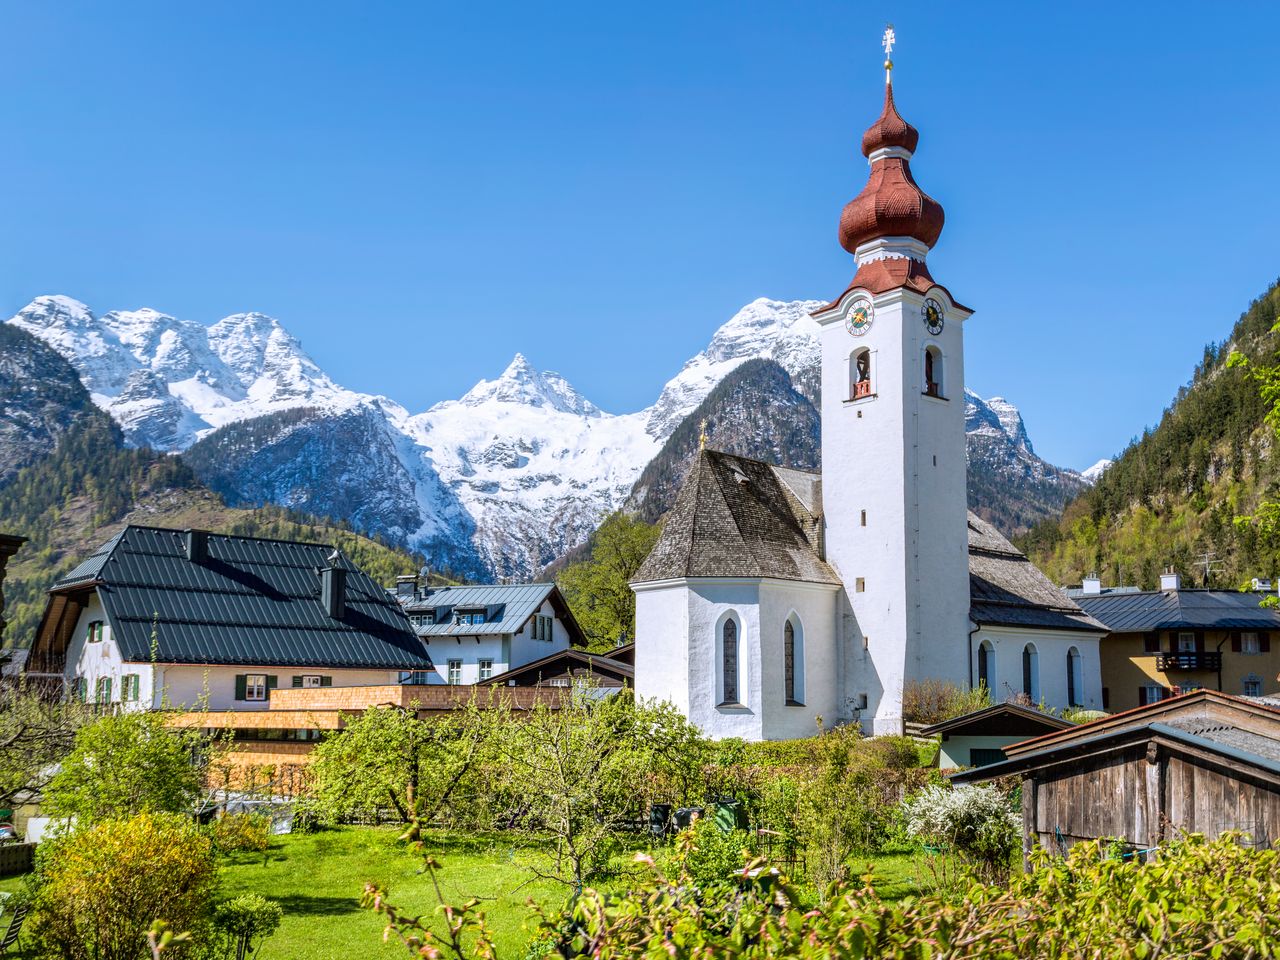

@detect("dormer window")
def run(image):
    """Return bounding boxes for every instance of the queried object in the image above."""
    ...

[455,609,486,626]
[86,621,105,643]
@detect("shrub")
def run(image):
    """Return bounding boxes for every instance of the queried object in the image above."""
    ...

[29,812,217,960]
[212,894,283,960]
[208,813,271,854]
[43,712,203,826]
[669,817,753,889]
[901,679,991,725]
[902,783,1020,881]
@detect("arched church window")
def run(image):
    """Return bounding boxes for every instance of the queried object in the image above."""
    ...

[924,345,943,398]
[850,348,872,400]
[1067,647,1083,707]
[721,617,739,705]
[1022,643,1039,702]
[977,639,994,690]
[784,616,805,705]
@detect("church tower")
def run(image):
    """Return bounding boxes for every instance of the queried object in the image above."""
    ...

[812,33,973,734]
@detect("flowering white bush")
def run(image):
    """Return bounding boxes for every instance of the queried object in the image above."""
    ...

[902,784,1020,877]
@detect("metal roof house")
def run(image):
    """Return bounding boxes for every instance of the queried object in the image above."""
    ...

[1074,572,1280,712]
[395,580,585,685]
[25,526,433,711]
[920,701,1073,770]
[954,690,1280,861]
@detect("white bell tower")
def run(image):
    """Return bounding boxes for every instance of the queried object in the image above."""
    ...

[812,33,973,734]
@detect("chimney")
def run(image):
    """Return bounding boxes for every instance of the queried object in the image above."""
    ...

[1081,575,1102,596]
[1160,567,1182,592]
[396,575,418,599]
[320,550,346,620]
[184,529,209,564]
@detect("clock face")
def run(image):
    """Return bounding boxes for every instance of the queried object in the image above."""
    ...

[922,297,945,335]
[845,298,874,337]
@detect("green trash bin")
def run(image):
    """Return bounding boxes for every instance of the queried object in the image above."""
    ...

[711,801,746,833]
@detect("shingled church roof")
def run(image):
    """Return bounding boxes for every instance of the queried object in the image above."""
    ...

[631,450,840,585]
[632,452,1106,636]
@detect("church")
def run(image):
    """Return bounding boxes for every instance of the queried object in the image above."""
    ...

[631,37,1106,739]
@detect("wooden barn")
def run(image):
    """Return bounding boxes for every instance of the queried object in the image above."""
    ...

[953,690,1280,859]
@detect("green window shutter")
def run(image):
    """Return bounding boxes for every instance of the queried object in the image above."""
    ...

[235,675,247,701]
[320,676,333,687]
[292,676,303,688]
[266,676,278,699]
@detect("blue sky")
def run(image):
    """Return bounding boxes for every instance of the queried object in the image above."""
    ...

[1,1,1278,471]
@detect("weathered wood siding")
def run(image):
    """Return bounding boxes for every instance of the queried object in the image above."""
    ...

[1027,744,1280,852]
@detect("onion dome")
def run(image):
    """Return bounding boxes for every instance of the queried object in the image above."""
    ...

[838,78,945,256]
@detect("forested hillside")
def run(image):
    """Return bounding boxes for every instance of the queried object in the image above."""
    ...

[1019,278,1280,589]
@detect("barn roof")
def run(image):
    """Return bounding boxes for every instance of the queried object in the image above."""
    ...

[919,701,1074,738]
[952,690,1280,784]
[480,647,634,688]
[1075,589,1280,633]
[36,526,431,670]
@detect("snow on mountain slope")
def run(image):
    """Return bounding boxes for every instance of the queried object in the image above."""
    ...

[1082,458,1113,483]
[7,293,1079,576]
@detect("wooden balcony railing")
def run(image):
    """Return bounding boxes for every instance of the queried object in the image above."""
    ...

[853,380,873,399]
[1155,651,1222,672]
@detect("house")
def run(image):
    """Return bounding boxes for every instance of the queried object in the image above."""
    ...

[481,644,634,690]
[395,580,585,685]
[630,39,1104,740]
[920,702,1073,770]
[953,690,1280,858]
[1073,571,1280,711]
[23,526,434,710]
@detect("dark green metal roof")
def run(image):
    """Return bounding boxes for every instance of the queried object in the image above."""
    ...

[62,526,431,669]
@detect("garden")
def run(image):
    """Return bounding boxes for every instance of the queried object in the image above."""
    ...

[3,682,1279,958]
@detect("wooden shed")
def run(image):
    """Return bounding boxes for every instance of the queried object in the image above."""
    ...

[953,690,1280,859]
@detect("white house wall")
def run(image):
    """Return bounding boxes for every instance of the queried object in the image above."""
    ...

[424,598,572,685]
[508,599,572,666]
[973,625,1103,713]
[63,594,155,711]
[155,665,401,711]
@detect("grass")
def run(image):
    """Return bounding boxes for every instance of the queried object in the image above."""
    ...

[1,827,925,959]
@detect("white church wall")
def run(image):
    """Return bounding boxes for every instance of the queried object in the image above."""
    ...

[974,625,1103,713]
[683,580,763,740]
[634,581,693,716]
[757,580,841,740]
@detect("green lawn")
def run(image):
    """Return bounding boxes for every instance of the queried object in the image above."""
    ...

[2,827,924,959]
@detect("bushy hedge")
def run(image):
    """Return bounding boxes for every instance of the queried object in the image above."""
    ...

[369,832,1280,959]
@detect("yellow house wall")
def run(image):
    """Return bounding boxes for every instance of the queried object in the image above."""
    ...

[1100,630,1280,713]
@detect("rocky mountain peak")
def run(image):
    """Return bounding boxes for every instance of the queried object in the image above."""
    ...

[456,353,600,416]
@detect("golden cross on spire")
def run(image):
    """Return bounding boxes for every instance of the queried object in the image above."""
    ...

[698,418,708,451]
[882,23,896,83]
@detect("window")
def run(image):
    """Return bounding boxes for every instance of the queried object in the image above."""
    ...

[244,674,268,702]
[532,615,554,641]
[400,670,433,685]
[86,620,105,643]
[293,675,325,688]
[720,617,739,706]
[455,610,486,626]
[1243,676,1263,697]
[860,510,867,527]
[1139,683,1166,706]
[94,676,112,704]
[1241,632,1261,655]
[923,345,944,398]
[1067,647,1083,707]
[423,610,436,625]
[783,617,804,706]
[73,677,88,702]
[855,577,866,593]
[447,660,463,685]
[478,659,494,681]
[1143,632,1160,653]
[121,674,140,702]
[1176,682,1204,695]
[977,640,993,690]
[857,693,868,711]
[850,348,872,399]
[1177,631,1196,653]
[1021,644,1039,701]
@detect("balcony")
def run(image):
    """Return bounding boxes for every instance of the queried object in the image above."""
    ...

[1155,651,1222,672]
[852,380,873,400]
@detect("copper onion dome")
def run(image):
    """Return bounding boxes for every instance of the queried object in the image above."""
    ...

[838,79,945,255]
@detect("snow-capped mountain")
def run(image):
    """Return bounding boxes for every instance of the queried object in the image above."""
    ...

[1082,458,1113,483]
[6,294,1083,576]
